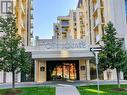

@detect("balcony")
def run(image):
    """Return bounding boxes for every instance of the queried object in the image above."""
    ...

[54,26,59,32]
[93,19,100,30]
[100,0,104,7]
[21,2,26,15]
[79,12,84,17]
[62,28,68,32]
[30,31,33,38]
[61,21,69,27]
[94,2,99,12]
[31,2,34,11]
[57,16,70,20]
[31,22,33,29]
[94,19,100,27]
[80,21,84,27]
[31,14,34,19]
[96,35,100,43]
[21,20,25,30]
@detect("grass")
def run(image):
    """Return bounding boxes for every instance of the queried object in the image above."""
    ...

[0,86,55,95]
[77,85,127,95]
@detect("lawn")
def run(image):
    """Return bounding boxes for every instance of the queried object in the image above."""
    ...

[77,85,127,95]
[0,86,55,95]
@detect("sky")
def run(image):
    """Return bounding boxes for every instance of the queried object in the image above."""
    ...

[33,0,78,39]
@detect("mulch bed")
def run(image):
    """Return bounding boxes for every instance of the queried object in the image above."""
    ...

[112,88,127,92]
[3,89,22,95]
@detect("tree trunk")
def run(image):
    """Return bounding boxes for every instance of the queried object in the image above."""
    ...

[12,71,15,88]
[116,69,120,88]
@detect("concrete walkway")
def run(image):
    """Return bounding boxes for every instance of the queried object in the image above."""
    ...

[56,84,80,95]
[0,80,127,89]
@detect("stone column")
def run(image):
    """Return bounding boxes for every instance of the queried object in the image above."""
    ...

[0,71,4,83]
[103,70,108,80]
[34,60,40,82]
[79,59,87,80]
[86,60,90,80]
[39,60,46,82]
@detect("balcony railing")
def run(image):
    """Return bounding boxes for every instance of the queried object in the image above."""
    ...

[21,2,25,15]
[31,22,33,28]
[96,35,100,43]
[94,2,99,12]
[95,19,100,26]
[61,21,69,27]
[31,14,34,19]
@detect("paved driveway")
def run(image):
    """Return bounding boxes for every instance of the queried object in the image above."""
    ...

[56,84,80,95]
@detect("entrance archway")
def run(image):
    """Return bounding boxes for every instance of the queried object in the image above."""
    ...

[46,60,79,81]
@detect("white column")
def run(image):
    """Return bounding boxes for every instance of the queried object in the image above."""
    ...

[103,70,108,80]
[34,60,39,82]
[86,60,90,80]
[120,71,124,80]
[6,72,12,83]
[17,73,21,82]
[0,71,3,83]
[111,69,117,80]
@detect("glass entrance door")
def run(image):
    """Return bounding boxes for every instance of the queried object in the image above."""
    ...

[63,63,77,80]
[46,60,79,81]
[51,63,77,80]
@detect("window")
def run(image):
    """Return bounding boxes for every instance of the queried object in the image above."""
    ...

[125,0,127,16]
[62,32,67,39]
[74,23,77,26]
[73,12,76,21]
[1,1,13,14]
[74,28,77,31]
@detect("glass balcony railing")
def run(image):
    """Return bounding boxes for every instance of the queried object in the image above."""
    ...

[96,35,100,43]
[94,2,99,12]
[61,21,69,27]
[31,14,34,19]
[95,19,100,26]
[21,2,26,15]
[93,19,100,28]
[100,0,104,7]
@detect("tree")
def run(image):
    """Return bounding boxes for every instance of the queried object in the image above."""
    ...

[99,22,127,88]
[0,16,31,88]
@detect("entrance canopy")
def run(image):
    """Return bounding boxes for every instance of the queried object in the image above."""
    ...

[26,48,93,60]
[25,38,94,60]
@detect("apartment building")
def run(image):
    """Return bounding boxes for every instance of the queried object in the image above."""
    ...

[78,0,127,47]
[0,0,33,83]
[78,0,127,79]
[125,0,127,50]
[53,9,86,40]
[25,0,127,82]
[125,0,127,16]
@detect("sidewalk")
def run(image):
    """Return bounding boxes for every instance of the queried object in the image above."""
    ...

[0,80,127,89]
[56,84,80,95]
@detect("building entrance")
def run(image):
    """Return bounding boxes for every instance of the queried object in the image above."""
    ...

[46,60,79,81]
